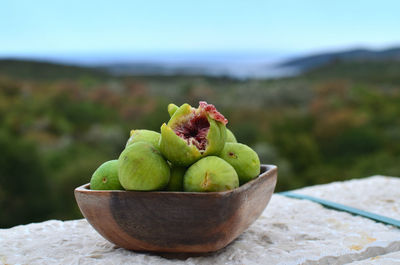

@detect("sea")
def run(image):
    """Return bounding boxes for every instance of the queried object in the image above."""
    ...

[3,51,300,79]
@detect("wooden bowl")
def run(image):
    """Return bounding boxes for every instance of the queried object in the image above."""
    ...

[74,164,277,253]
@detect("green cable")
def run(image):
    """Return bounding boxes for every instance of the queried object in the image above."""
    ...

[279,191,400,229]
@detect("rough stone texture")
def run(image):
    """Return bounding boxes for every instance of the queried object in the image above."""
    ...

[1,176,399,265]
[294,176,400,220]
[349,251,400,264]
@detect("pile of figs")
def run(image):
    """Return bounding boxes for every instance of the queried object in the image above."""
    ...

[90,101,260,192]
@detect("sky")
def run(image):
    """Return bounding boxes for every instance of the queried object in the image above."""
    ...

[1,0,400,61]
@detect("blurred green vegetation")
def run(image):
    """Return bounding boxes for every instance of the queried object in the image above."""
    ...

[1,59,399,228]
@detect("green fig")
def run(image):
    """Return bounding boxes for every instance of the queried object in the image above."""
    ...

[183,156,239,192]
[126,129,161,150]
[226,128,237,143]
[219,143,260,185]
[160,101,228,166]
[90,160,123,190]
[168,103,179,117]
[166,165,186,191]
[118,142,170,191]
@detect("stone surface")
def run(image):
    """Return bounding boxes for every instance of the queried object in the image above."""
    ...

[349,251,400,265]
[294,176,400,220]
[1,176,399,265]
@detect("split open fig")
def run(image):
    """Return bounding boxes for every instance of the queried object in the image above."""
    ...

[160,101,227,166]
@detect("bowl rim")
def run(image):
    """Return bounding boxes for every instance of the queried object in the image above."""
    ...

[75,164,277,196]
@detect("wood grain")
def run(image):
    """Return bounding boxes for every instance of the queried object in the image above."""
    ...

[74,164,277,253]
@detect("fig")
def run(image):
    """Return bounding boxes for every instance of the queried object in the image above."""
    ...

[166,165,186,191]
[90,160,123,190]
[219,143,260,185]
[168,103,179,117]
[226,128,237,143]
[183,156,238,192]
[118,142,170,191]
[126,129,160,150]
[160,101,228,166]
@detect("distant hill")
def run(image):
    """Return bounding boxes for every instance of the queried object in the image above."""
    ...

[0,58,297,80]
[280,47,400,72]
[2,47,400,81]
[302,60,400,84]
[0,59,109,80]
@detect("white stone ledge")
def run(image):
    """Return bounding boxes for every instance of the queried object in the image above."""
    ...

[349,250,400,264]
[1,176,399,265]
